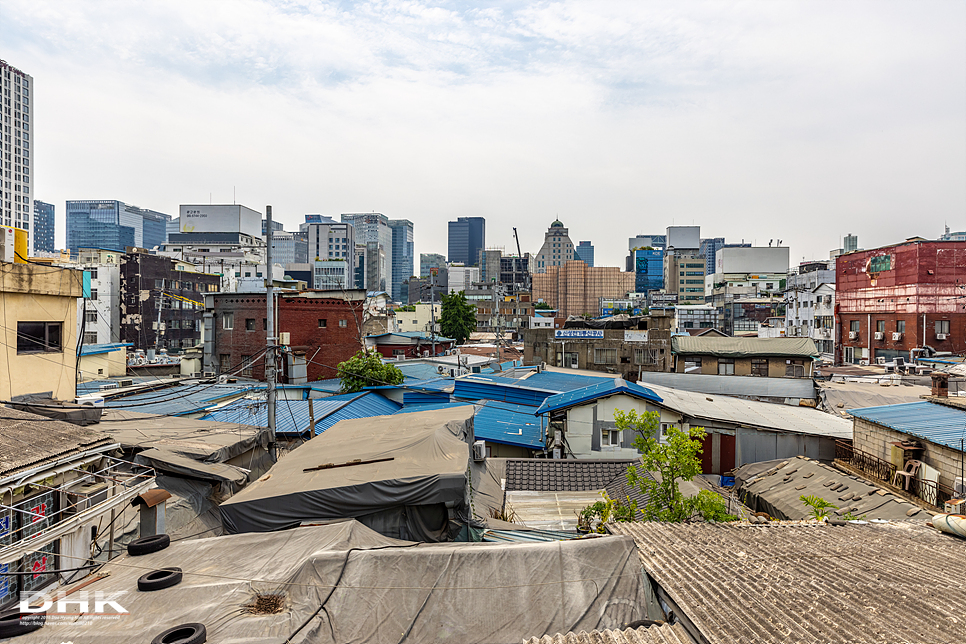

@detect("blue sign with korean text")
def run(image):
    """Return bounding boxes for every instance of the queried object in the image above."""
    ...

[554,329,604,339]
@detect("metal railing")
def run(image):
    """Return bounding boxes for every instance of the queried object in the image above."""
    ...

[834,440,955,510]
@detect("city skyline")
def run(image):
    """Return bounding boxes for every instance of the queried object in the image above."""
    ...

[2,2,964,267]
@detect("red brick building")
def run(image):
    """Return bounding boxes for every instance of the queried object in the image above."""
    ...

[205,289,367,381]
[836,239,966,364]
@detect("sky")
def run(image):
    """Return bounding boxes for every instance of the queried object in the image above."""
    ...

[3,0,965,268]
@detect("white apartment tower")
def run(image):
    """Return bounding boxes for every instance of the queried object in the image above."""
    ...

[1,60,34,254]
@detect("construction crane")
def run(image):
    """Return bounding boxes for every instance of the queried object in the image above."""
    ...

[512,227,530,292]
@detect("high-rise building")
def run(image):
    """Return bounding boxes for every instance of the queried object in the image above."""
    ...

[66,200,171,254]
[420,253,446,278]
[534,220,575,274]
[844,233,858,253]
[342,213,392,292]
[262,219,284,235]
[634,248,664,294]
[389,219,414,302]
[532,262,636,319]
[575,241,594,267]
[663,251,706,305]
[301,215,354,287]
[627,234,666,271]
[1,61,34,253]
[447,217,485,265]
[32,200,55,253]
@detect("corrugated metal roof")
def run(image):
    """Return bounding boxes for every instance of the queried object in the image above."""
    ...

[454,377,559,407]
[474,401,545,448]
[645,383,852,439]
[103,383,256,416]
[671,336,819,358]
[79,342,133,356]
[482,528,584,543]
[394,403,468,415]
[523,624,691,644]
[514,370,613,392]
[396,362,450,381]
[850,400,966,450]
[202,392,401,435]
[536,378,663,415]
[638,371,815,399]
[610,521,966,644]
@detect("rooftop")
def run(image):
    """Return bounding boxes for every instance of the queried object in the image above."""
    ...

[850,400,966,451]
[0,406,115,479]
[536,378,663,415]
[610,521,966,644]
[523,623,691,644]
[671,336,819,358]
[78,342,133,356]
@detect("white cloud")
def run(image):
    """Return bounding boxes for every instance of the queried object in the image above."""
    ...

[3,0,964,265]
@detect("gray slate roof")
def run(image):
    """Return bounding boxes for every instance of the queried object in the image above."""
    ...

[610,521,966,644]
[0,406,114,478]
[735,456,928,521]
[523,623,691,644]
[505,459,639,492]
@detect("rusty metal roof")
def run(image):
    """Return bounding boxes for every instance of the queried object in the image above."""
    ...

[610,521,966,644]
[523,623,691,644]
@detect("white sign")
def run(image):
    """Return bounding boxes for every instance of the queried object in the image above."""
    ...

[180,205,262,238]
[555,329,604,339]
[624,330,649,342]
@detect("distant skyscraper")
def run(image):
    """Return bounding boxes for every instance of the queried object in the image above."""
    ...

[420,253,446,278]
[1,61,34,253]
[66,200,171,254]
[844,233,858,253]
[32,200,55,253]
[534,220,575,274]
[262,218,284,235]
[342,213,392,292]
[447,217,485,265]
[389,219,414,302]
[575,241,594,267]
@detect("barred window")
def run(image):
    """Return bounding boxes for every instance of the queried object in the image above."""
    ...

[635,348,657,365]
[594,348,617,364]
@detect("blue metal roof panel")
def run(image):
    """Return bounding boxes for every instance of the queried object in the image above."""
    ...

[536,378,663,415]
[79,342,133,356]
[454,378,558,407]
[104,383,256,416]
[394,403,470,415]
[474,401,545,449]
[849,401,966,451]
[514,371,613,393]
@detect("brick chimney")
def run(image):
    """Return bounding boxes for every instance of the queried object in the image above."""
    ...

[931,372,949,398]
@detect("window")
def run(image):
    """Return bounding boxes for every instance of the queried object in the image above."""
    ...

[85,311,98,323]
[594,348,618,364]
[635,348,657,365]
[240,355,253,377]
[717,358,735,375]
[393,349,405,356]
[245,318,257,331]
[88,268,98,280]
[896,320,906,333]
[786,360,806,378]
[263,318,268,330]
[17,322,62,353]
[850,320,860,333]
[876,320,885,334]
[82,331,98,345]
[222,313,234,330]
[155,279,164,288]
[89,289,97,301]
[601,429,622,446]
[870,255,892,272]
[318,319,327,328]
[751,358,768,377]
[219,354,231,373]
[339,319,347,328]
[684,357,702,372]
[936,320,950,335]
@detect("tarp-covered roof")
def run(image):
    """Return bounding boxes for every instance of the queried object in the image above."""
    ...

[31,520,646,644]
[220,406,474,533]
[671,336,819,358]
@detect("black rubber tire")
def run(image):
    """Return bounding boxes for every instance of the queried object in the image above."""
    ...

[128,533,171,556]
[138,567,183,591]
[151,622,206,644]
[0,610,45,637]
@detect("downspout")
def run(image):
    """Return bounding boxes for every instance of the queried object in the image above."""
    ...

[867,313,871,363]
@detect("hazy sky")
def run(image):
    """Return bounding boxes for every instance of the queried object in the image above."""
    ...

[3,0,964,267]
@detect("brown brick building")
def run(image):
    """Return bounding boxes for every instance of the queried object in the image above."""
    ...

[205,289,367,381]
[532,261,635,319]
[836,239,966,364]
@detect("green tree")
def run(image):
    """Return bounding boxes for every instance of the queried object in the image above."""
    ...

[800,495,837,520]
[534,302,553,310]
[336,349,404,393]
[439,290,476,345]
[618,409,736,522]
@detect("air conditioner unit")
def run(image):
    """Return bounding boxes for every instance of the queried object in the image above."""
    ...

[203,371,216,378]
[99,383,119,391]
[892,332,903,341]
[472,440,486,462]
[937,333,948,341]
[848,331,859,340]
[279,332,290,346]
[874,332,884,340]
[75,394,105,407]
[859,359,869,366]
[945,499,965,514]
[119,378,134,387]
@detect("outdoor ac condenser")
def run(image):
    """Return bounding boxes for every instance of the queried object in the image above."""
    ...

[472,440,486,462]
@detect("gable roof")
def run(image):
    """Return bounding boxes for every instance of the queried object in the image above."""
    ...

[535,378,663,415]
[671,336,819,358]
[849,400,966,451]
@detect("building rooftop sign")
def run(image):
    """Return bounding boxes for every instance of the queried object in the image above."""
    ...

[554,329,604,339]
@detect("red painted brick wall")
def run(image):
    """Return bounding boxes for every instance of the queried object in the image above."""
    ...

[212,293,365,381]
[836,241,966,361]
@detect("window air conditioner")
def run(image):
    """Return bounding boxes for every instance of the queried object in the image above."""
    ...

[472,440,486,462]
[892,332,903,341]
[848,331,859,340]
[874,332,884,340]
[937,333,948,341]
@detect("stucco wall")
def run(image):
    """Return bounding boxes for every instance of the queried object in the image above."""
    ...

[564,394,684,459]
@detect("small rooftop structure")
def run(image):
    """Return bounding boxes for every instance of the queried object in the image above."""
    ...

[850,400,966,451]
[610,520,966,644]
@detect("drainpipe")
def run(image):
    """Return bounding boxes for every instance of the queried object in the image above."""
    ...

[867,313,872,364]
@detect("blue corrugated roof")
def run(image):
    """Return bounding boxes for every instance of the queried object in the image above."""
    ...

[474,401,545,449]
[104,383,257,416]
[394,402,470,415]
[454,377,559,407]
[513,371,612,393]
[396,362,449,381]
[850,401,966,451]
[79,342,133,356]
[535,378,663,415]
[202,391,401,436]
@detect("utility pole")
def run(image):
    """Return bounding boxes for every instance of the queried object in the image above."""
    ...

[265,205,277,459]
[430,268,437,357]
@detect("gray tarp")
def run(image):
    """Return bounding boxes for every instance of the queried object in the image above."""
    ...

[671,336,819,358]
[31,520,645,644]
[220,407,474,539]
[134,448,249,486]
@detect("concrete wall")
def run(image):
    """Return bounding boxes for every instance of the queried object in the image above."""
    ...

[78,347,127,381]
[853,418,964,490]
[564,394,683,459]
